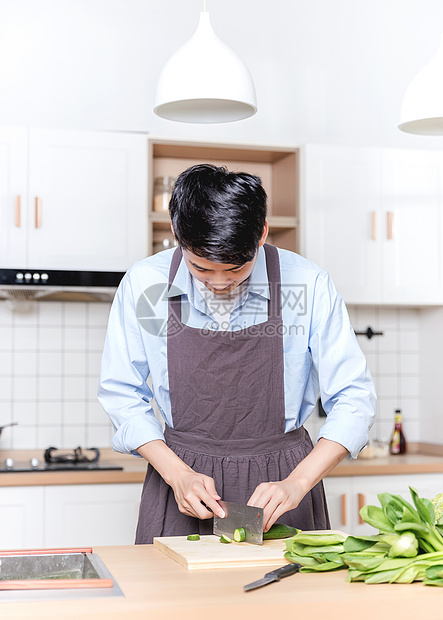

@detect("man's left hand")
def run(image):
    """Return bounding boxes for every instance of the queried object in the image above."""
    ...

[247,479,302,532]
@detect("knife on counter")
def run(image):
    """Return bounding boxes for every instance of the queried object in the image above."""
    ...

[211,500,264,545]
[243,563,302,592]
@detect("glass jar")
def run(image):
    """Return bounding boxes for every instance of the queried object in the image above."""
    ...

[152,235,177,254]
[153,176,176,213]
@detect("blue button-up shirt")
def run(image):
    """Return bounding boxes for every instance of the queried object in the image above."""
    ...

[98,246,376,459]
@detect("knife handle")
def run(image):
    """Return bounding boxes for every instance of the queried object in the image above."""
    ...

[264,563,301,580]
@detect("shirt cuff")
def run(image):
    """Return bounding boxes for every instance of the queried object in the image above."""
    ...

[111,415,166,456]
[317,404,375,460]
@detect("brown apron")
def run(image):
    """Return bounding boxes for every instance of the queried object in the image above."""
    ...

[135,244,330,544]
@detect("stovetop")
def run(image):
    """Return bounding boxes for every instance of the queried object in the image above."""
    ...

[0,446,124,473]
[0,461,124,473]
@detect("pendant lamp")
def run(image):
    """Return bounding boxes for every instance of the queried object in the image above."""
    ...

[153,6,257,123]
[399,34,443,135]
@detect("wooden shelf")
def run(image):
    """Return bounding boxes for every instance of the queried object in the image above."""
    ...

[147,138,299,255]
[151,212,298,229]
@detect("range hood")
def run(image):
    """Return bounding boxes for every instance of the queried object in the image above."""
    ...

[0,269,125,302]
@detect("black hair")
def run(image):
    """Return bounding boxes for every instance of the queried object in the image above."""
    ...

[169,164,267,264]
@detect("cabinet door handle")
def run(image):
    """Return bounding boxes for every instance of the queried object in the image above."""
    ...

[387,211,394,240]
[35,197,42,228]
[14,196,21,227]
[341,493,347,526]
[371,211,376,240]
[358,493,366,524]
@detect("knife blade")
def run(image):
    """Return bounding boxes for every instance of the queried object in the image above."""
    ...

[243,563,301,592]
[213,500,263,545]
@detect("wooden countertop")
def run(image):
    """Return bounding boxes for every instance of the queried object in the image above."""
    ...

[1,544,441,619]
[0,449,147,487]
[0,443,443,487]
[1,443,443,487]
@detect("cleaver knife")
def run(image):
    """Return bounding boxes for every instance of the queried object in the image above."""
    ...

[213,500,263,545]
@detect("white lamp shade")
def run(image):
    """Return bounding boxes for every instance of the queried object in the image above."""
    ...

[399,34,443,135]
[154,12,257,123]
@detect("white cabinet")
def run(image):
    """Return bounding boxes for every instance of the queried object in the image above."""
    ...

[0,127,148,271]
[381,149,443,304]
[302,145,382,304]
[0,486,44,549]
[302,144,443,305]
[0,127,28,268]
[0,483,142,550]
[44,483,142,547]
[324,473,443,535]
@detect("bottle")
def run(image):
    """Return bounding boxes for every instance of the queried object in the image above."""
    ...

[389,409,407,455]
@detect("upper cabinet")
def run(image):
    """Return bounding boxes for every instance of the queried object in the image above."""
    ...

[301,144,443,305]
[0,127,28,268]
[0,127,148,271]
[147,138,299,256]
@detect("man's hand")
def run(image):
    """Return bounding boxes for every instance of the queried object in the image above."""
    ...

[248,479,302,532]
[169,469,225,520]
[137,439,225,520]
[248,438,349,531]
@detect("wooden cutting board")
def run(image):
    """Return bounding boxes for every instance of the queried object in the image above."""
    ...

[154,530,347,570]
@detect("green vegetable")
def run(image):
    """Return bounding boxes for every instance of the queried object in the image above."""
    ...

[263,523,300,540]
[233,527,246,543]
[186,534,200,541]
[286,532,346,547]
[219,534,232,544]
[283,487,443,588]
[284,531,347,572]
[430,493,443,538]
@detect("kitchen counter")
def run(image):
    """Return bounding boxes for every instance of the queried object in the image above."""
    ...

[328,449,443,477]
[0,449,147,487]
[1,443,443,486]
[1,543,441,619]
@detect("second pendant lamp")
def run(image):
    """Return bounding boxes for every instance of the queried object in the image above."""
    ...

[399,33,443,135]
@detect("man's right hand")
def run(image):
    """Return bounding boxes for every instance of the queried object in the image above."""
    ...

[169,469,225,520]
[137,439,225,520]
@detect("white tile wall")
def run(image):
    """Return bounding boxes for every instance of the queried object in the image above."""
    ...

[0,300,425,453]
[304,305,421,450]
[0,300,114,450]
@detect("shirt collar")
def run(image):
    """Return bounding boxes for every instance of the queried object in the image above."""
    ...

[167,245,270,301]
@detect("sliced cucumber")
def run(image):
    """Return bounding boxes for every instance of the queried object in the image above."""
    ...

[233,527,246,542]
[187,534,200,541]
[219,534,232,544]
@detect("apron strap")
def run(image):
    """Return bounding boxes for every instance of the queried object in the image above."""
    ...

[263,243,282,321]
[168,246,183,289]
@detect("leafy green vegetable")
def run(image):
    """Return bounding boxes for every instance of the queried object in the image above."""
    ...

[359,505,394,532]
[283,487,443,588]
[431,493,443,523]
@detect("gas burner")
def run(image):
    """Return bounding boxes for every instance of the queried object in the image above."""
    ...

[0,446,124,473]
[44,446,100,464]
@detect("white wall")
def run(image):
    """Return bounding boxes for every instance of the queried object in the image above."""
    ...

[1,0,443,150]
[0,300,114,450]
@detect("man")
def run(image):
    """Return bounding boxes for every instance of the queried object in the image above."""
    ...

[98,163,376,543]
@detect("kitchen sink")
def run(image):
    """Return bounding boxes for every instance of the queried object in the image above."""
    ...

[0,549,123,602]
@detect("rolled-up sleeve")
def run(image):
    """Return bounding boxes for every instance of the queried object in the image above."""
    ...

[98,273,165,456]
[309,273,376,459]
